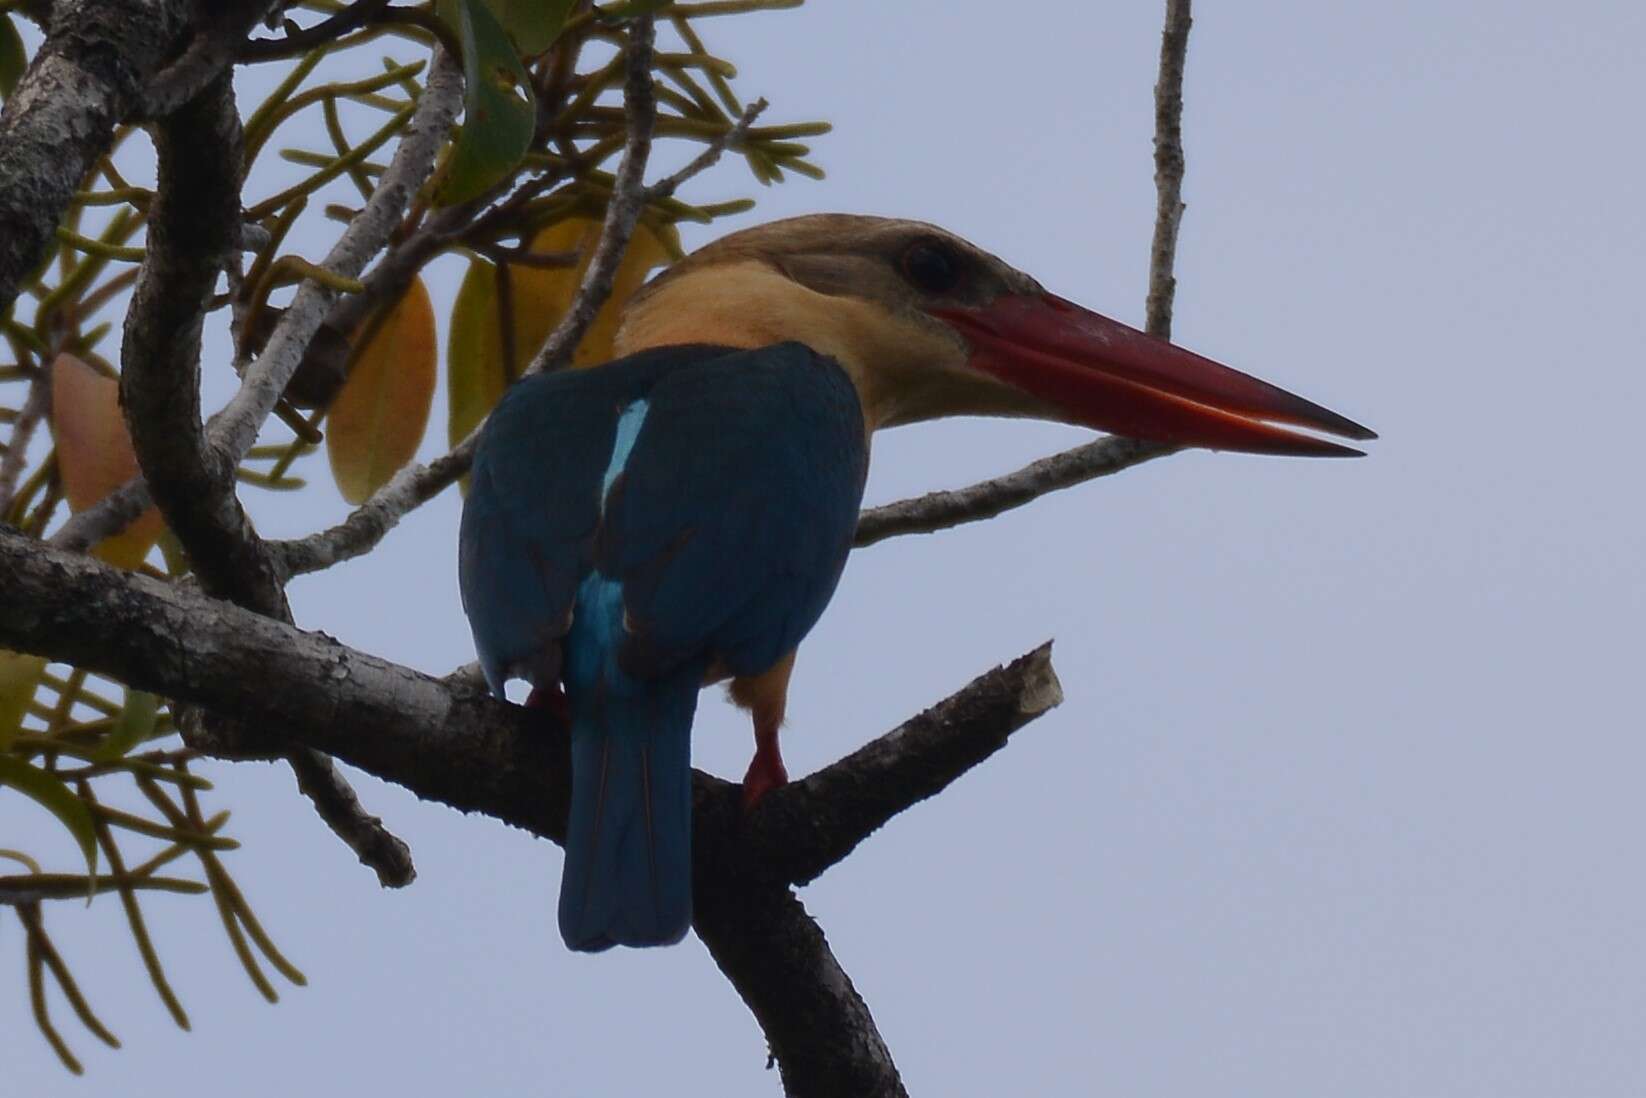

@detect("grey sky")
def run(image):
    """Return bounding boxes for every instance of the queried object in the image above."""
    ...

[6,1,1645,1094]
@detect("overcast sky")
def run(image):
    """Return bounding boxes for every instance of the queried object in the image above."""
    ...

[7,1,1646,1094]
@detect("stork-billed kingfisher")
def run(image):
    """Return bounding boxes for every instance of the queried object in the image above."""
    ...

[458,214,1374,951]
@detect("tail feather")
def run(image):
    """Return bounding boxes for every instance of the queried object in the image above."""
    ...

[558,665,700,951]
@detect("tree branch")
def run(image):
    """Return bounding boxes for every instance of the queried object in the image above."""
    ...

[49,46,464,555]
[841,0,1197,549]
[238,0,394,62]
[138,3,280,120]
[524,14,658,376]
[854,436,1174,548]
[0,374,47,517]
[718,644,1062,886]
[114,72,415,888]
[693,884,907,1098]
[269,91,770,578]
[120,74,284,614]
[0,525,1060,1094]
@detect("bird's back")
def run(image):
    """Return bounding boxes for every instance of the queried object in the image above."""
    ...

[459,341,868,949]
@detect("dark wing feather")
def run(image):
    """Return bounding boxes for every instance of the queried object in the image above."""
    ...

[459,347,729,694]
[601,342,869,680]
[460,341,867,694]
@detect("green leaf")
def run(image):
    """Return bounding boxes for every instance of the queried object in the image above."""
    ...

[0,756,98,880]
[327,278,438,503]
[95,689,159,762]
[0,649,47,751]
[485,0,577,56]
[435,0,537,207]
[0,16,25,101]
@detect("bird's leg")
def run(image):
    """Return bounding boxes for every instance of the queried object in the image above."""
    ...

[728,652,796,811]
[742,713,788,811]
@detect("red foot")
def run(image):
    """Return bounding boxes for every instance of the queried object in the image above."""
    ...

[524,684,570,730]
[740,745,788,811]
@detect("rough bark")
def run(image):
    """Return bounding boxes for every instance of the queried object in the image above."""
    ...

[0,0,194,314]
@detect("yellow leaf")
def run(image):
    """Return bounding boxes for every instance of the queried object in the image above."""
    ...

[444,216,678,464]
[326,277,438,504]
[447,257,509,456]
[49,353,165,569]
[529,216,679,370]
[0,648,47,751]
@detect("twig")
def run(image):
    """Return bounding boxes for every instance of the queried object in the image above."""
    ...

[853,435,1174,548]
[1146,0,1193,340]
[525,15,659,376]
[238,0,394,61]
[0,374,47,515]
[287,748,415,887]
[277,6,1198,575]
[643,97,766,201]
[838,0,1195,549]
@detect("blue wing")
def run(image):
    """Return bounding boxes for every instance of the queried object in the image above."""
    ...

[460,341,867,695]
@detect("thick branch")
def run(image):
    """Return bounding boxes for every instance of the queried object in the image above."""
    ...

[2,528,1058,862]
[139,3,279,120]
[693,885,906,1098]
[0,0,193,313]
[0,527,1059,1091]
[121,75,285,613]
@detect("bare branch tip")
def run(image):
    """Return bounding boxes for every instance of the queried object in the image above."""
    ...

[1018,642,1063,717]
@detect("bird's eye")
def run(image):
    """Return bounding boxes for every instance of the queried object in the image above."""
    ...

[900,241,963,295]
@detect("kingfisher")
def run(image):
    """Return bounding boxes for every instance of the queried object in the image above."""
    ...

[458,214,1374,952]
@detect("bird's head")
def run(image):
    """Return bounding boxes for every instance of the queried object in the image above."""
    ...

[615,214,1374,455]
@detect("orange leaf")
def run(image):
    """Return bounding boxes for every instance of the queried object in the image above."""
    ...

[523,216,679,370]
[327,277,437,504]
[49,353,165,569]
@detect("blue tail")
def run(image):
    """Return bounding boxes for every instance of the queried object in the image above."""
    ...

[558,661,702,951]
